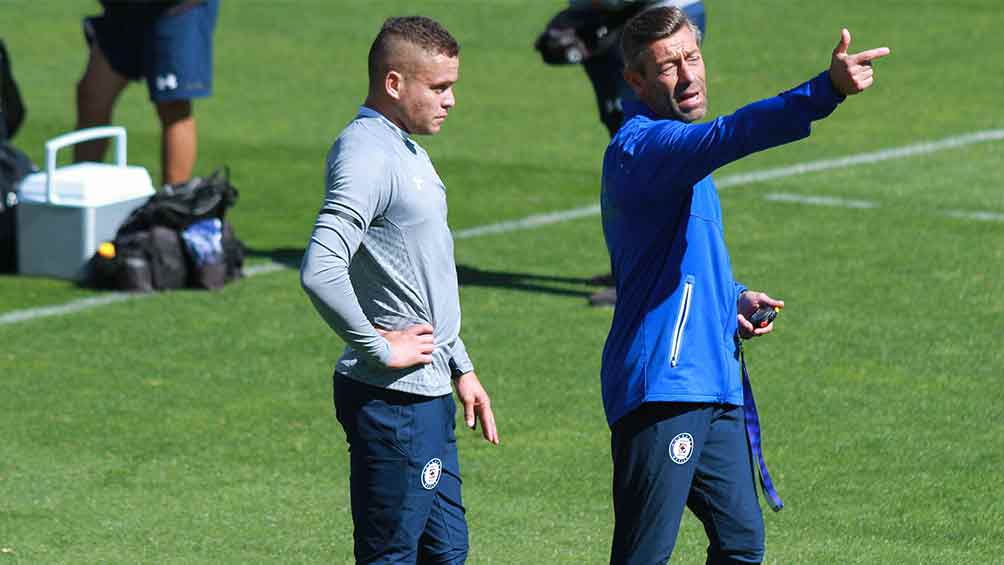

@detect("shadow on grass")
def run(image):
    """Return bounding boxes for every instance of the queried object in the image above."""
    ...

[456,264,600,299]
[245,247,605,300]
[246,247,304,269]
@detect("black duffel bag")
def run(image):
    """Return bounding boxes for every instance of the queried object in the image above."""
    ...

[91,167,245,291]
[118,166,239,234]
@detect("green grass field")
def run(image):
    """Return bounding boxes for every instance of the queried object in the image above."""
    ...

[2,1,1002,563]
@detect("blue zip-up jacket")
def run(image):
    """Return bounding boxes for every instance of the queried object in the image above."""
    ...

[600,71,844,427]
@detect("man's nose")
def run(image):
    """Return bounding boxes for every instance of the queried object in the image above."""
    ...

[679,62,695,84]
[443,88,456,109]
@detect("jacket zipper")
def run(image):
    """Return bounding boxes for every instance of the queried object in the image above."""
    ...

[670,276,694,367]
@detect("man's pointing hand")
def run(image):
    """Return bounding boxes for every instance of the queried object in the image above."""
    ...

[829,28,891,96]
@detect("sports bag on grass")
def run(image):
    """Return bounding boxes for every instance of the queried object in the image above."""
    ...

[118,166,239,233]
[90,167,245,291]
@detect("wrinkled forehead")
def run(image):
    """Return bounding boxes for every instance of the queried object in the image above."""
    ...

[646,26,700,63]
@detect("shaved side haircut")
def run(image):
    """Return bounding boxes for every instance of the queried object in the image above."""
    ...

[621,6,701,73]
[367,16,460,88]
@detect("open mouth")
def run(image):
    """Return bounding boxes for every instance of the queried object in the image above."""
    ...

[677,91,702,110]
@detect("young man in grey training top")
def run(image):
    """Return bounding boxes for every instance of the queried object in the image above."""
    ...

[301,16,498,564]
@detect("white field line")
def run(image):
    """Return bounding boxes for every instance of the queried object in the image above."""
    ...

[453,204,600,240]
[716,129,1004,188]
[763,193,878,209]
[763,195,1004,222]
[459,128,1004,237]
[0,261,292,326]
[2,128,1002,327]
[244,262,288,276]
[944,210,1004,222]
[0,293,135,325]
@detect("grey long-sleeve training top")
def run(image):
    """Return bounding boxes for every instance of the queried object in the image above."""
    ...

[300,106,473,397]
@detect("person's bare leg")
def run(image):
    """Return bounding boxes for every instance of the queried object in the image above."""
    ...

[156,99,195,185]
[75,43,129,162]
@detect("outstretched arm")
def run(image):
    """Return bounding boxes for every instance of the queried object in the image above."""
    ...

[640,29,891,192]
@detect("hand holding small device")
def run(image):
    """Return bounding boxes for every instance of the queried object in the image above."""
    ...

[738,291,784,338]
[749,305,779,329]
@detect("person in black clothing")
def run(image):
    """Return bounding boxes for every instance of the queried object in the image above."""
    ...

[1,39,33,274]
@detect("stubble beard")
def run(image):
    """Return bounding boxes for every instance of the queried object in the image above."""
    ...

[672,82,708,123]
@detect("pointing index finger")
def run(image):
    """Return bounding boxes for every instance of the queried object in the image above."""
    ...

[852,47,891,64]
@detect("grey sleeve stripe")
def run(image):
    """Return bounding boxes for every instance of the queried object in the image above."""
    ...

[319,208,364,231]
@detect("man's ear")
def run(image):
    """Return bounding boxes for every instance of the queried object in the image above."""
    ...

[623,67,645,98]
[385,70,403,100]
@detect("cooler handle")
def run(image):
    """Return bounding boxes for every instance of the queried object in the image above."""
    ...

[43,126,127,204]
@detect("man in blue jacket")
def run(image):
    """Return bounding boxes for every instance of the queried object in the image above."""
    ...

[600,7,889,564]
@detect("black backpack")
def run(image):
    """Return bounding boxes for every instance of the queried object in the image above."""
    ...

[91,167,245,291]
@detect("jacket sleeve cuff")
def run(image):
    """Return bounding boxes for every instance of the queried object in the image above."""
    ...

[449,337,475,378]
[734,281,748,303]
[811,69,846,108]
[370,338,393,367]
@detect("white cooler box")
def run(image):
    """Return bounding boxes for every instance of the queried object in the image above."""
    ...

[17,127,154,281]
